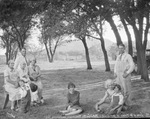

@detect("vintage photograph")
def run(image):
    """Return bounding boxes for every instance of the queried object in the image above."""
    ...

[0,0,150,119]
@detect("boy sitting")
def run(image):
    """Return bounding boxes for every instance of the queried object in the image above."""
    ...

[106,84,124,115]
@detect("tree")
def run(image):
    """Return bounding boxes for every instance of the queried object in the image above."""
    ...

[76,0,112,71]
[116,0,150,81]
[100,0,123,46]
[66,12,93,70]
[40,4,68,62]
[90,18,111,71]
[27,44,43,58]
[0,31,18,63]
[0,0,50,62]
[120,17,133,56]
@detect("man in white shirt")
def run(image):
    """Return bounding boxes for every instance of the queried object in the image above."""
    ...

[114,44,135,106]
[14,48,29,70]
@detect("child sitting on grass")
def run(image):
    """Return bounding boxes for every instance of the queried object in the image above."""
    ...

[18,80,31,113]
[95,79,115,113]
[106,84,124,115]
[59,82,83,116]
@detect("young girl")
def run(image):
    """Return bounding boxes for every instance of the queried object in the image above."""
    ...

[95,79,115,113]
[106,84,124,115]
[59,82,83,116]
[18,80,31,113]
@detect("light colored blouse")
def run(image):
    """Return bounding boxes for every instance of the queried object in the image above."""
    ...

[4,67,19,87]
[114,52,135,74]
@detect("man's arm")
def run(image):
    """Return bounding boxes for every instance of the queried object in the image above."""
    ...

[126,54,135,74]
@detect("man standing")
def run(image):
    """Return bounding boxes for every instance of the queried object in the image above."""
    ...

[114,44,135,106]
[14,48,29,70]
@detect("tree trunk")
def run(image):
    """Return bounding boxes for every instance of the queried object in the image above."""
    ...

[50,54,54,63]
[91,19,111,71]
[143,12,149,50]
[133,26,149,81]
[5,50,9,64]
[121,18,133,56]
[105,16,122,46]
[44,43,51,62]
[100,38,111,71]
[81,37,92,70]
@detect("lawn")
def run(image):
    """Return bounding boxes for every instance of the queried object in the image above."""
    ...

[0,61,150,119]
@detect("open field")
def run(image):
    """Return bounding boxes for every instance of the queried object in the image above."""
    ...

[0,61,150,119]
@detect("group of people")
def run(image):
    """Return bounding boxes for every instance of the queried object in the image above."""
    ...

[3,43,135,116]
[59,43,135,116]
[3,48,44,113]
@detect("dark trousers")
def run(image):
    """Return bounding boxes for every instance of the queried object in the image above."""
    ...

[20,90,31,113]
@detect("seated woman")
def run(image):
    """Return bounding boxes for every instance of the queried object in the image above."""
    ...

[95,79,115,113]
[59,82,83,116]
[28,57,44,104]
[17,61,39,105]
[4,60,21,110]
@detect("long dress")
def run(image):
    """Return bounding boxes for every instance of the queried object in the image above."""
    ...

[114,52,135,104]
[28,65,43,99]
[4,67,21,101]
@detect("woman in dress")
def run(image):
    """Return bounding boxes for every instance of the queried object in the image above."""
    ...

[28,57,44,104]
[4,60,21,110]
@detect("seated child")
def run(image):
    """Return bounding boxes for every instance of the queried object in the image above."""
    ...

[95,79,115,113]
[30,83,39,106]
[18,80,31,113]
[106,84,124,115]
[59,82,83,116]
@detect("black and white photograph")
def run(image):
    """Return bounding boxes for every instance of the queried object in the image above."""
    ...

[0,0,150,118]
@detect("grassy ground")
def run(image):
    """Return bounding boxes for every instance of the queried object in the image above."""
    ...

[0,61,150,119]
